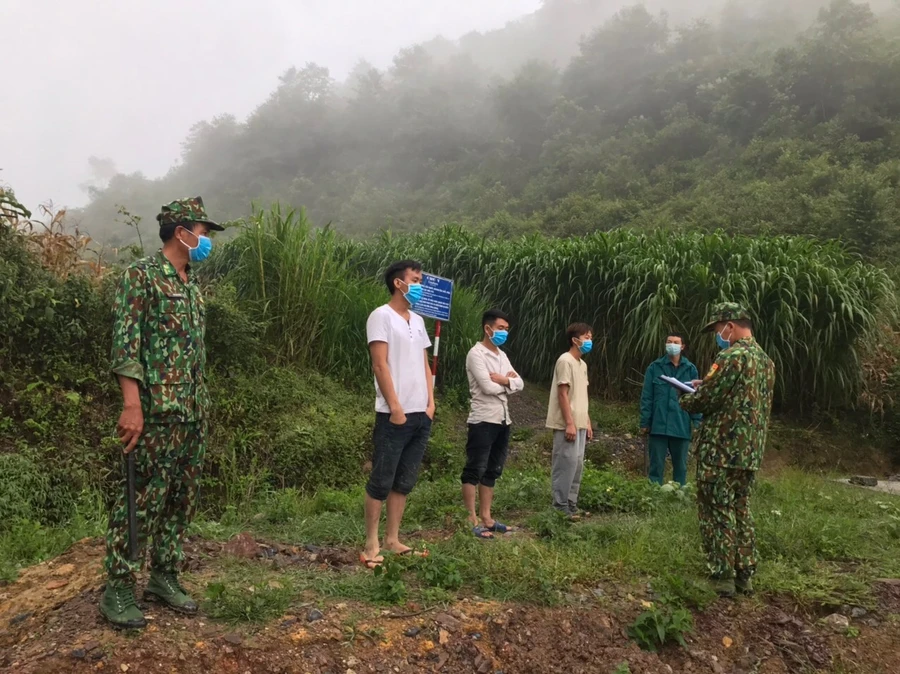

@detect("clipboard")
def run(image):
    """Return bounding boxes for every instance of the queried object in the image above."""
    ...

[659,375,695,394]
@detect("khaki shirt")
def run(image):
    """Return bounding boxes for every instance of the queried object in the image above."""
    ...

[545,352,590,430]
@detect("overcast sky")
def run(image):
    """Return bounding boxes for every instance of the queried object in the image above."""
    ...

[2,0,541,209]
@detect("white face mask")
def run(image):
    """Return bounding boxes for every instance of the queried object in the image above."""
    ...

[665,343,682,357]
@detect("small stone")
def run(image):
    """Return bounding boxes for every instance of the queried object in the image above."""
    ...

[435,613,461,632]
[307,609,324,622]
[403,627,420,638]
[223,632,243,646]
[46,579,69,590]
[71,649,87,659]
[10,612,32,626]
[346,656,360,667]
[849,476,878,487]
[850,607,867,619]
[592,588,605,598]
[121,665,129,672]
[222,532,258,559]
[84,641,100,653]
[821,614,850,632]
[439,628,450,645]
[53,564,76,576]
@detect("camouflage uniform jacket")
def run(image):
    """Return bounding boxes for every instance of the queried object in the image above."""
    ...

[110,250,209,422]
[680,337,775,471]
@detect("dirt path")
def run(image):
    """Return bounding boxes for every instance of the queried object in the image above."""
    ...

[2,537,900,674]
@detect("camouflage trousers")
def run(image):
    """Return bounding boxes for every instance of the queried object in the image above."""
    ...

[104,421,207,588]
[696,465,757,580]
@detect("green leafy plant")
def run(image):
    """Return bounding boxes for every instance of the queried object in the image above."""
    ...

[627,603,693,653]
[417,553,464,591]
[373,555,407,604]
[203,579,294,623]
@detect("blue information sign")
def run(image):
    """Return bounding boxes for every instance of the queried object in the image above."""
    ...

[416,273,453,321]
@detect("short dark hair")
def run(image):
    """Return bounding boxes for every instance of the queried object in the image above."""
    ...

[482,309,510,329]
[732,319,753,330]
[566,322,593,344]
[159,221,194,243]
[383,260,422,294]
[666,331,686,345]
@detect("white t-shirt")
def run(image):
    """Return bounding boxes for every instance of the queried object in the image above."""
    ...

[366,304,432,413]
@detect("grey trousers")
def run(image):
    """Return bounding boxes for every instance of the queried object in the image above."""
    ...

[551,429,587,513]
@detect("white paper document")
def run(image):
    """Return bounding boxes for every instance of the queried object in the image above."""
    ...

[659,375,696,394]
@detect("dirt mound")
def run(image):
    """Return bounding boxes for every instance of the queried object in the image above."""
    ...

[3,534,899,673]
[0,537,105,639]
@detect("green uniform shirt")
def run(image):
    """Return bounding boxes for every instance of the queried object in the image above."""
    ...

[110,251,209,423]
[640,355,701,440]
[680,337,775,471]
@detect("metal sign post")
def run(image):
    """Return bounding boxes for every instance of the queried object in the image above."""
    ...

[416,273,454,386]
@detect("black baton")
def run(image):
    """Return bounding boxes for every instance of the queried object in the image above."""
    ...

[126,451,138,562]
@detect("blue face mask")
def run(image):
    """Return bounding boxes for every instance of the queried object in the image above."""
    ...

[578,339,593,355]
[716,328,731,351]
[665,343,682,357]
[181,228,212,262]
[490,329,508,347]
[403,282,423,306]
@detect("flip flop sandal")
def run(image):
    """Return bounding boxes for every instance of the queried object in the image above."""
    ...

[472,525,494,540]
[358,553,383,569]
[487,522,512,534]
[392,548,429,558]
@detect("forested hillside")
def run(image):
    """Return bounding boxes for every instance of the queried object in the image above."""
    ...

[76,0,900,265]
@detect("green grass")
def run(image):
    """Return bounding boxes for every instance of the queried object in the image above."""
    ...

[0,497,105,582]
[185,465,900,621]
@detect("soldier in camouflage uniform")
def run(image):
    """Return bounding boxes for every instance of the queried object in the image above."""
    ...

[680,302,775,597]
[99,197,222,628]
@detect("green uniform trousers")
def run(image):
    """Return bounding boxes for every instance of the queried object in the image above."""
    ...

[696,466,757,580]
[648,435,689,486]
[104,421,207,588]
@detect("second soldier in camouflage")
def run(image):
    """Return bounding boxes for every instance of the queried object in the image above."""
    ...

[680,302,776,597]
[99,197,222,629]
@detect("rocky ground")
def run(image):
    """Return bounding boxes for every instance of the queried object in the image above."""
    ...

[2,534,900,674]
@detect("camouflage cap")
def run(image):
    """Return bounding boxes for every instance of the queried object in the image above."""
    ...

[702,301,752,332]
[156,196,223,230]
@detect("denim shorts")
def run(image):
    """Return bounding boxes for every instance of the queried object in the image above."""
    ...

[366,412,432,501]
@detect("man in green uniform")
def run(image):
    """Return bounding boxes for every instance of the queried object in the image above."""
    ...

[99,197,222,628]
[640,332,701,486]
[680,302,775,597]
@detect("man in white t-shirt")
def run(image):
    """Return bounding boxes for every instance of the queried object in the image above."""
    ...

[362,260,435,568]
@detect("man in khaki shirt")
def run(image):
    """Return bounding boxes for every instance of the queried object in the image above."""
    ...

[546,322,594,518]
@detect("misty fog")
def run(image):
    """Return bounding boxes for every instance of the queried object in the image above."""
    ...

[2,0,542,208]
[5,0,900,257]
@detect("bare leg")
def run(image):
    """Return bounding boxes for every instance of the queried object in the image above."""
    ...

[479,485,495,528]
[363,494,383,564]
[383,491,410,553]
[462,483,479,527]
